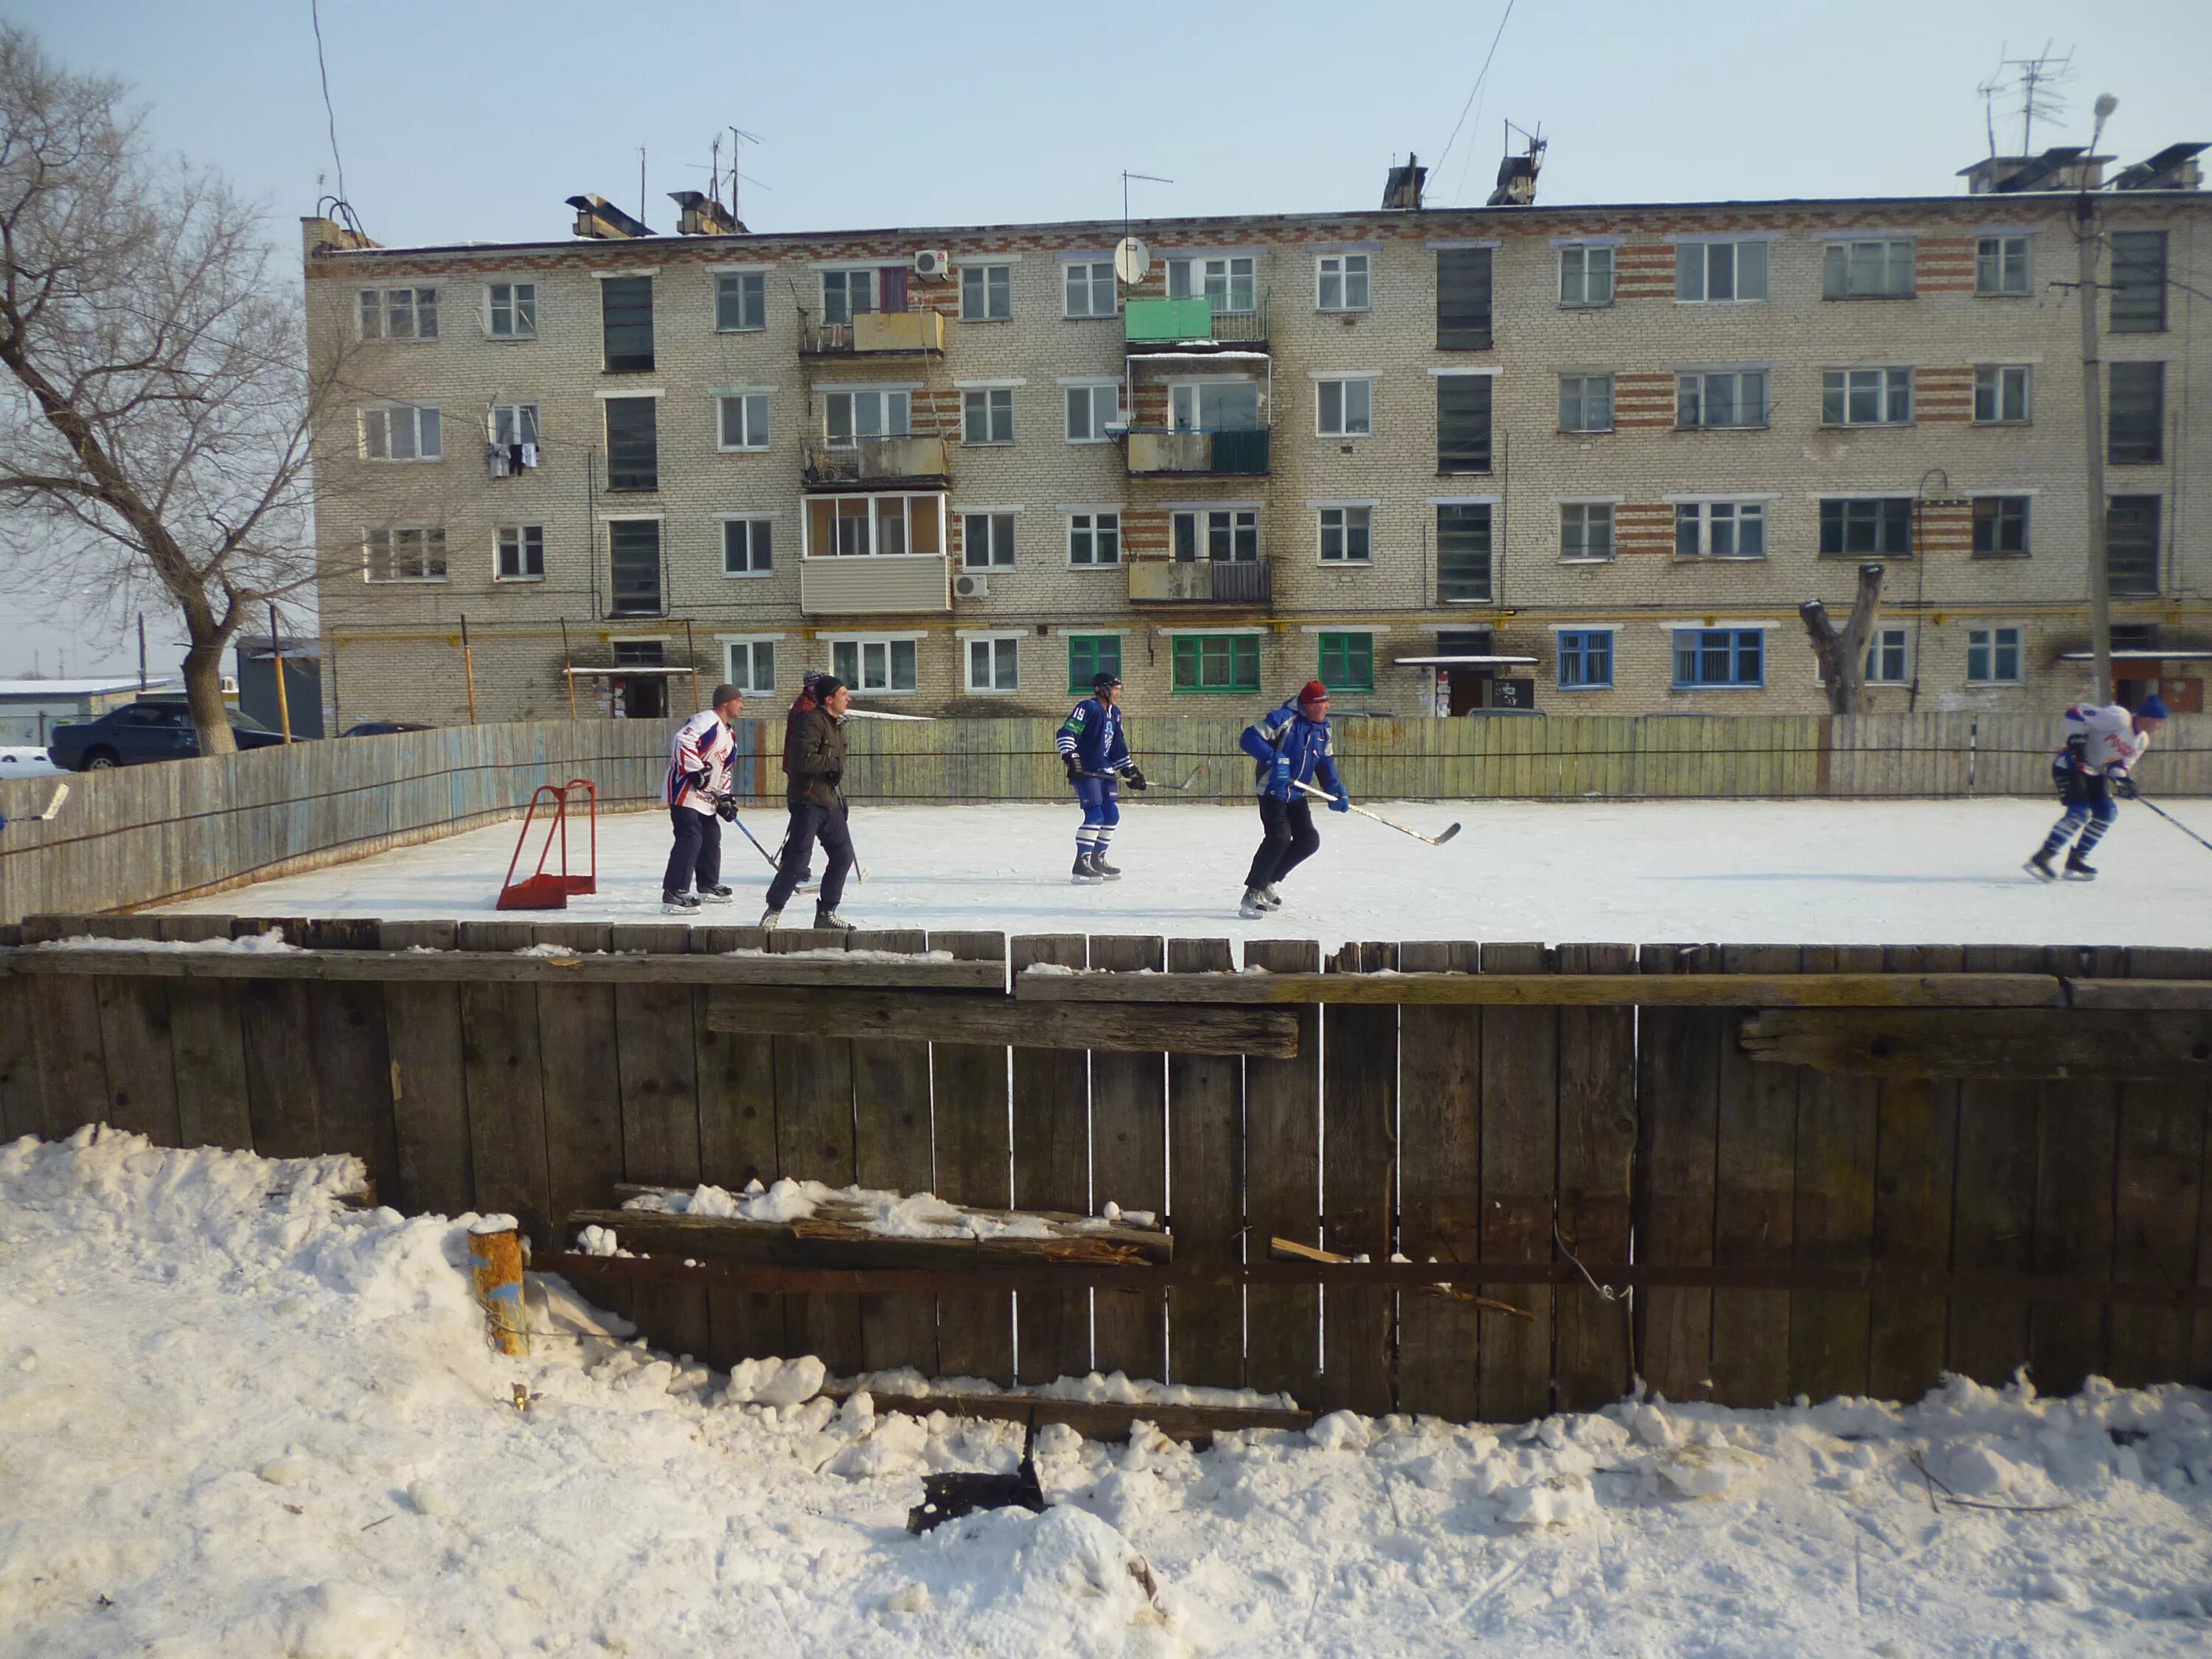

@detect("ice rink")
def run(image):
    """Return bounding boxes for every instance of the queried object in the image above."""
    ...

[158,796,2212,946]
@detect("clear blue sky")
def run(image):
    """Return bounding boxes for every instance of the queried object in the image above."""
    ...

[5,0,2207,676]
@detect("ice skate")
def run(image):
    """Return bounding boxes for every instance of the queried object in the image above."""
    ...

[759,907,782,928]
[1071,851,1104,886]
[2025,849,2058,882]
[1091,852,1122,880]
[698,884,735,905]
[1259,884,1282,910]
[813,908,858,932]
[662,891,700,915]
[2063,851,2098,881]
[1239,887,1268,919]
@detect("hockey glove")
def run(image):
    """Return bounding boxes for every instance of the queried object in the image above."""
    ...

[1063,754,1084,783]
[714,793,740,822]
[1269,752,1293,796]
[686,768,714,793]
[1329,787,1351,815]
[1123,765,1147,792]
[2112,773,2138,801]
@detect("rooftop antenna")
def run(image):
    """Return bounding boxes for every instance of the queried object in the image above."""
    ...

[1975,48,2006,159]
[1120,170,1172,284]
[1998,41,2074,155]
[729,126,763,222]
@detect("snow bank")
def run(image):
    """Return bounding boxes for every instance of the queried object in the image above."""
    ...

[627,1177,1060,1240]
[31,928,298,953]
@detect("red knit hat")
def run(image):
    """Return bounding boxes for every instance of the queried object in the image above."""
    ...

[1298,680,1329,706]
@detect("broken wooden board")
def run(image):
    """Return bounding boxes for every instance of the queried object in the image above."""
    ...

[819,1388,1312,1447]
[702,984,1296,1057]
[1741,1009,2212,1082]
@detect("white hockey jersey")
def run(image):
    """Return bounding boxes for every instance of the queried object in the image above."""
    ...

[2059,702,2150,776]
[664,710,736,813]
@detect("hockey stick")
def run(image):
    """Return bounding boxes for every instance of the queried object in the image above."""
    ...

[1293,779,1461,846]
[723,801,869,886]
[1071,765,1206,792]
[38,782,69,821]
[2137,793,2212,856]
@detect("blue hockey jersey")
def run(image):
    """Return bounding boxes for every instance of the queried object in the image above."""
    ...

[1055,698,1130,774]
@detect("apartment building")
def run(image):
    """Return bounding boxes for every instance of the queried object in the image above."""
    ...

[302,150,2211,728]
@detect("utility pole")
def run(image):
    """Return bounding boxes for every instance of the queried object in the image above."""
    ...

[2078,93,2118,704]
[136,613,147,690]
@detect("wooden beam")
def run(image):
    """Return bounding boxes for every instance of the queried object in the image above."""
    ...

[2065,978,2212,1011]
[1742,1009,2212,1082]
[1012,970,2066,1009]
[703,984,1295,1057]
[571,1200,1174,1270]
[818,1387,1312,1446]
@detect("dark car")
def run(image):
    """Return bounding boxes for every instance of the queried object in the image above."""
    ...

[48,700,289,771]
[341,720,434,737]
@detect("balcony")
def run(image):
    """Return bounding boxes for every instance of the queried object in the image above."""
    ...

[799,554,951,616]
[1123,427,1271,477]
[1127,559,1273,605]
[799,308,945,356]
[802,435,951,492]
[1123,294,1270,353]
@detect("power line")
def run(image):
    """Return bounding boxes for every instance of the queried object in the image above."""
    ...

[1432,0,1517,201]
[309,0,352,221]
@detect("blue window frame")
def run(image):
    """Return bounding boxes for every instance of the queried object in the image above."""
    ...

[1673,628,1764,688]
[1557,630,1614,689]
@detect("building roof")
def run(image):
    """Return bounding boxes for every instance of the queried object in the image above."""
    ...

[0,677,167,698]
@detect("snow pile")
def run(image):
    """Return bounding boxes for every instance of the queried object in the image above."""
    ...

[841,1366,1298,1414]
[627,1177,1060,1241]
[32,928,298,954]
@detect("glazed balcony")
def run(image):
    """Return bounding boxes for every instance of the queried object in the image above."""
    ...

[1122,426,1271,477]
[1127,558,1273,605]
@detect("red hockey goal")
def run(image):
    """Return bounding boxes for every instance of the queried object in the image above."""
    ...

[495,779,598,911]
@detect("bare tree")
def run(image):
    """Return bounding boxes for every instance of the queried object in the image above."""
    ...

[0,27,342,753]
[1798,563,1888,715]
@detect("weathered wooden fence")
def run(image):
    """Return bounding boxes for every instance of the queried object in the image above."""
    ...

[5,914,2208,1419]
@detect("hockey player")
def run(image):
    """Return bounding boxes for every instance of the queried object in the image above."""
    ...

[2026,694,2168,882]
[763,675,858,930]
[1055,672,1147,884]
[663,684,745,913]
[1236,681,1349,918]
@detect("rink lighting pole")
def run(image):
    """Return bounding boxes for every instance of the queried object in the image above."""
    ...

[2077,92,2118,706]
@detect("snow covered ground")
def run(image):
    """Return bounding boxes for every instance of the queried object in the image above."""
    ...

[0,744,60,777]
[154,796,2212,947]
[6,1129,2211,1658]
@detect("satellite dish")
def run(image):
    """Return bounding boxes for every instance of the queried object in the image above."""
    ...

[1113,236,1151,285]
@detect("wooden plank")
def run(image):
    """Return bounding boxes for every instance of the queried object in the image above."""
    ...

[1321,941,1397,1416]
[1166,936,1243,1391]
[687,922,782,1368]
[29,974,108,1141]
[164,979,256,1153]
[1710,945,1801,1408]
[1088,936,1166,1384]
[1784,946,1882,1404]
[1010,934,1091,1385]
[376,919,474,1216]
[453,921,554,1248]
[1477,942,1558,1422]
[1009,970,2065,1008]
[4,947,1006,990]
[1395,940,1481,1421]
[311,981,398,1200]
[2068,980,2212,1009]
[848,929,939,1380]
[0,975,41,1144]
[1946,944,2045,1388]
[704,984,1295,1057]
[613,922,710,1365]
[1865,945,1962,1404]
[1242,936,1321,1404]
[928,931,1013,1385]
[1740,1008,2212,1081]
[1634,944,1721,1402]
[819,1387,1310,1448]
[237,977,321,1160]
[94,975,181,1145]
[2029,947,2124,1395]
[1552,942,1638,1411]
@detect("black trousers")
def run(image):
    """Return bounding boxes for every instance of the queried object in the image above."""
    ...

[1245,796,1320,890]
[766,800,855,913]
[661,807,721,897]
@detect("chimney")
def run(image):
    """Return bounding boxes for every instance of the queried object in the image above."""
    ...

[1486,132,1546,207]
[299,215,378,260]
[2112,142,2207,191]
[566,194,655,239]
[1381,154,1427,211]
[1958,146,2108,195]
[668,189,746,236]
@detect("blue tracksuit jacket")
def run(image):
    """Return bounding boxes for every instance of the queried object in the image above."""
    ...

[1240,700,1343,801]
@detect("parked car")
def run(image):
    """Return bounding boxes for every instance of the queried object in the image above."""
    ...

[47,700,288,771]
[0,745,61,776]
[340,720,434,737]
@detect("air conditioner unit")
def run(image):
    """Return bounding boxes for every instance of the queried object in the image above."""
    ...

[953,572,990,599]
[911,249,954,282]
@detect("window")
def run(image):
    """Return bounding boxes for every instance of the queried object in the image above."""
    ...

[962,511,1015,569]
[1966,627,2022,685]
[1823,240,1915,299]
[1169,380,1261,432]
[2109,232,2168,333]
[724,639,775,694]
[1435,247,1493,348]
[1318,505,1371,564]
[1559,503,1615,562]
[1436,375,1493,472]
[804,493,943,559]
[360,405,442,462]
[1166,256,1256,313]
[607,520,661,615]
[1676,369,1768,430]
[1821,367,1913,426]
[966,636,1018,692]
[1065,383,1120,442]
[2107,496,2161,597]
[1674,240,1767,302]
[1559,244,1614,307]
[1976,236,2030,296]
[602,397,658,491]
[1067,635,1121,692]
[1673,628,1764,688]
[1974,364,2032,425]
[1674,500,1767,559]
[716,272,766,332]
[487,282,535,338]
[2109,361,2165,464]
[824,389,911,447]
[1317,633,1373,692]
[1316,376,1373,437]
[723,518,773,575]
[1064,261,1116,317]
[1819,498,1913,557]
[496,524,544,581]
[717,392,770,451]
[1436,503,1492,602]
[963,388,1015,445]
[1317,253,1369,312]
[599,276,654,372]
[821,268,876,326]
[1068,512,1119,566]
[489,404,540,451]
[1172,508,1259,562]
[1865,627,1909,685]
[362,526,445,582]
[832,637,919,693]
[358,287,438,340]
[1172,634,1261,693]
[1559,373,1613,433]
[961,263,1012,321]
[1972,495,2030,558]
[1557,630,1614,690]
